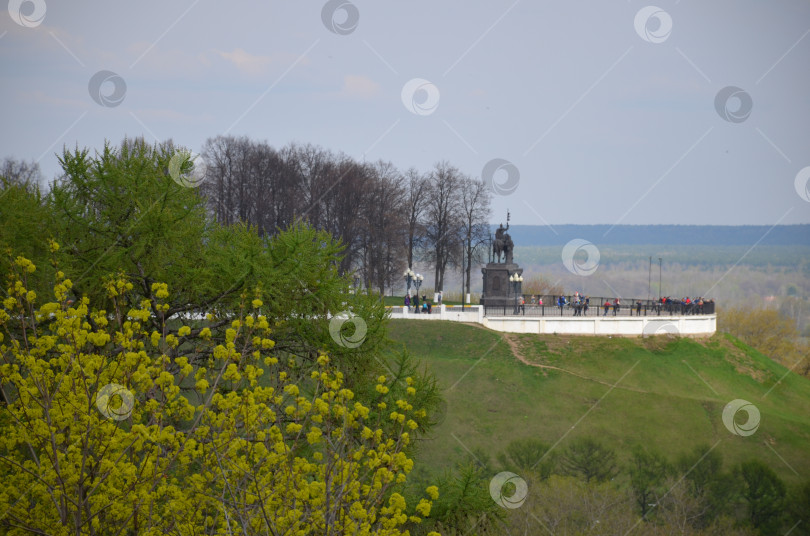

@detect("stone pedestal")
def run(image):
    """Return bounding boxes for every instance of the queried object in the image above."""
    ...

[480,263,523,307]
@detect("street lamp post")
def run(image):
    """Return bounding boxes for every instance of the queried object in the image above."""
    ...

[658,257,662,301]
[403,268,415,297]
[509,273,524,314]
[413,273,423,313]
[414,273,423,296]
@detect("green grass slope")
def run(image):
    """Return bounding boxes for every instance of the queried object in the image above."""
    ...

[386,320,810,484]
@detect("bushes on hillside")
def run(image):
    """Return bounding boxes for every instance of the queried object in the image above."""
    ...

[431,436,804,535]
[719,307,810,377]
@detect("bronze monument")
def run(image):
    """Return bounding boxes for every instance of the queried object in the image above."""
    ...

[481,211,522,307]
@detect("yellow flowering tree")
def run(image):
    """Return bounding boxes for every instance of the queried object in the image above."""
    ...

[0,255,440,535]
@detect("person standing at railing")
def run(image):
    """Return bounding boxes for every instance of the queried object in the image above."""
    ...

[404,294,411,312]
[636,300,642,316]
[603,299,611,316]
[613,298,620,316]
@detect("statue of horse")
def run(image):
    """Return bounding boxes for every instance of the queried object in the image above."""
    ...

[504,236,514,264]
[493,237,504,263]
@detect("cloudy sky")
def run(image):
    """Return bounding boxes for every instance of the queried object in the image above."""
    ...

[2,1,809,225]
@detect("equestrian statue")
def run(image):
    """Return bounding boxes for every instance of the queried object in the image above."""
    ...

[492,213,514,264]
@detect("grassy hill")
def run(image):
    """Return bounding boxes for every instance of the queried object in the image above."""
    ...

[386,320,810,485]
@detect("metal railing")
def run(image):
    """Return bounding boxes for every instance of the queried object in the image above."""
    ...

[484,296,715,317]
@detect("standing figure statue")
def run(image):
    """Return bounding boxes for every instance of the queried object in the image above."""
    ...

[492,221,510,263]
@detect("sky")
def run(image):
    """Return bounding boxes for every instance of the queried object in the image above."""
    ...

[2,0,810,226]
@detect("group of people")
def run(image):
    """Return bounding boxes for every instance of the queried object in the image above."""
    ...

[557,293,592,316]
[404,294,432,314]
[522,293,595,316]
[601,298,621,316]
[412,290,713,317]
[659,296,712,315]
[514,292,713,317]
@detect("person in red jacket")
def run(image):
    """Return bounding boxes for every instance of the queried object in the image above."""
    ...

[603,299,611,316]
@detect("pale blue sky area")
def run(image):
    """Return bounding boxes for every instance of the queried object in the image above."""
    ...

[1,1,809,225]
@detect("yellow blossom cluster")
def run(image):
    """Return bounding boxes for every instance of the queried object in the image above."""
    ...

[0,253,440,535]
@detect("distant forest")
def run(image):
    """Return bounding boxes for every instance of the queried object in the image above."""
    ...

[498,224,810,247]
[514,244,810,270]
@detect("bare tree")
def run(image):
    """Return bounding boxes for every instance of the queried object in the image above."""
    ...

[250,141,286,236]
[359,161,406,295]
[522,275,564,297]
[459,176,491,306]
[320,157,366,275]
[1,157,44,192]
[290,143,333,230]
[403,168,428,270]
[424,161,462,294]
[202,135,254,225]
[198,138,490,300]
[203,136,300,236]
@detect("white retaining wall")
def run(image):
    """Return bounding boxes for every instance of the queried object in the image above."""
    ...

[388,305,716,336]
[390,305,484,323]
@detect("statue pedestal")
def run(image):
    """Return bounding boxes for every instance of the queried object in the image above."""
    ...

[480,263,523,307]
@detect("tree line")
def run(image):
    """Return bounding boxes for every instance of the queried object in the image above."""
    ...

[198,136,492,299]
[412,436,809,536]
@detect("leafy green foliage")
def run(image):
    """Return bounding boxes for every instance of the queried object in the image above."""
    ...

[0,179,55,296]
[561,437,619,483]
[789,480,810,535]
[509,475,636,535]
[737,460,786,533]
[50,139,217,312]
[261,222,388,386]
[629,445,672,518]
[497,438,555,480]
[417,464,503,536]
[676,444,739,525]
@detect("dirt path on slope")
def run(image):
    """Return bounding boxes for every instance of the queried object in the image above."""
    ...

[495,330,651,395]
